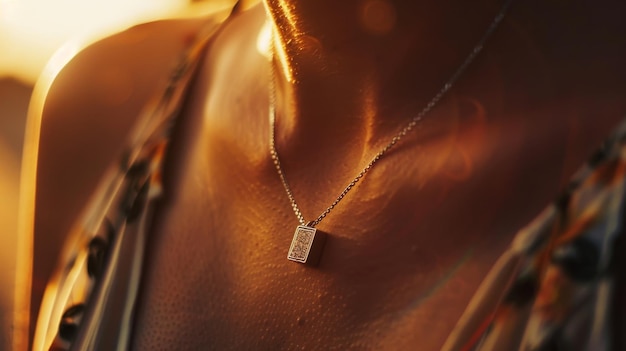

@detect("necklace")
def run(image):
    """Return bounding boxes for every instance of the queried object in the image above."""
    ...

[269,0,514,265]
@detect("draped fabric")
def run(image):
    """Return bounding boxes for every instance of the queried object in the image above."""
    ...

[444,123,626,351]
[32,15,230,351]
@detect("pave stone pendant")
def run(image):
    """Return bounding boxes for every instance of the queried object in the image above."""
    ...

[287,224,326,265]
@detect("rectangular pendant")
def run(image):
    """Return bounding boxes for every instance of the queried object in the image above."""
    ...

[287,225,326,265]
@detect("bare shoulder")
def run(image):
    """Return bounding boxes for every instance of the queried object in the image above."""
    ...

[36,15,225,176]
[32,15,217,240]
[26,11,229,327]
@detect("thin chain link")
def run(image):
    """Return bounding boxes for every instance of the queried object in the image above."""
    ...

[269,0,514,228]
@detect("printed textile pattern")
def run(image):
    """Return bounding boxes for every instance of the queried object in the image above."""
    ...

[33,19,224,351]
[445,121,626,351]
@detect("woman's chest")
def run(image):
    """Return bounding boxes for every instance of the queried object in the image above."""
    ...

[131,205,501,350]
[128,35,626,347]
[128,127,532,350]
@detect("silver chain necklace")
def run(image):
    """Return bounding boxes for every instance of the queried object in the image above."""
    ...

[270,0,514,265]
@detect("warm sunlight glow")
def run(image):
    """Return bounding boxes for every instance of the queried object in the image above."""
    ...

[358,0,396,36]
[256,20,272,57]
[0,0,188,84]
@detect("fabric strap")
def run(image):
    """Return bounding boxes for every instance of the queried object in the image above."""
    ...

[33,7,238,351]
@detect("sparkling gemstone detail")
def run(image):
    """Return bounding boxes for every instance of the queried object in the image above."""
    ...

[287,226,317,263]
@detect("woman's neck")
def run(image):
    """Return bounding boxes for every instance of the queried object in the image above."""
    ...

[263,0,505,148]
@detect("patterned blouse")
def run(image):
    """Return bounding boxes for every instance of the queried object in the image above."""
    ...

[33,7,625,351]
